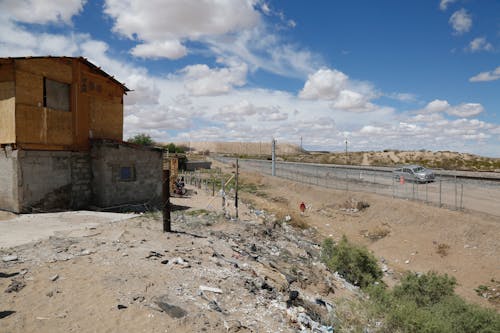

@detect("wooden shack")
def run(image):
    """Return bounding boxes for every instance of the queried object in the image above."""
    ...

[0,56,129,150]
[0,57,165,213]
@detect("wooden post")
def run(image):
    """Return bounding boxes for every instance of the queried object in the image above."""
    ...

[212,176,215,196]
[221,174,226,215]
[235,159,239,219]
[163,169,171,232]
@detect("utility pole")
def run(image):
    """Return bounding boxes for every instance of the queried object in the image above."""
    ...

[344,138,348,165]
[300,136,303,151]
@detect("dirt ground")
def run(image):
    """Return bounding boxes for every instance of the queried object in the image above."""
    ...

[0,163,499,332]
[234,167,500,310]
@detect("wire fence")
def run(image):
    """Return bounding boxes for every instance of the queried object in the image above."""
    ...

[214,157,500,218]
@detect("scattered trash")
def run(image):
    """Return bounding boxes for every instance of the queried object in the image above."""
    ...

[153,295,187,318]
[199,285,223,294]
[117,304,128,310]
[50,274,59,282]
[145,251,163,259]
[5,279,26,293]
[2,255,18,262]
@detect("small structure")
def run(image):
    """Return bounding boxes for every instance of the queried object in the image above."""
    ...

[0,57,162,213]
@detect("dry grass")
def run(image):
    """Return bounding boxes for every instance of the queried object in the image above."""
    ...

[436,243,451,257]
[361,226,391,241]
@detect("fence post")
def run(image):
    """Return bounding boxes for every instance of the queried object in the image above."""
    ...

[454,176,458,210]
[460,183,464,210]
[212,175,215,196]
[392,175,395,198]
[345,170,349,192]
[221,174,226,215]
[162,169,171,233]
[439,179,442,207]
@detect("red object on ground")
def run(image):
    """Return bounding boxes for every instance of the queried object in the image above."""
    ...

[299,202,306,213]
[400,176,405,184]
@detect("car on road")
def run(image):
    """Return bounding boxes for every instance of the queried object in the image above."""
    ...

[393,165,435,183]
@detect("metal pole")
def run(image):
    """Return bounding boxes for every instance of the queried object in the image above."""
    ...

[345,139,348,165]
[391,177,396,198]
[460,183,464,210]
[221,174,226,216]
[425,182,428,203]
[271,138,276,176]
[162,169,171,232]
[454,176,458,210]
[212,175,215,196]
[439,178,442,207]
[235,159,239,219]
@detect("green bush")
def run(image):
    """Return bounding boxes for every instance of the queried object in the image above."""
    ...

[127,133,154,146]
[393,271,456,307]
[321,235,382,288]
[369,272,500,333]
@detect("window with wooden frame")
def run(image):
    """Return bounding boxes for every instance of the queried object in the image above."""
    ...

[43,78,70,112]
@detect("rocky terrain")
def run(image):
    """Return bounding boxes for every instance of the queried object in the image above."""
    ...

[0,195,364,333]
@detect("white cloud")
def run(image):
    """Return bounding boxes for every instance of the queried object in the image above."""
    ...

[467,37,494,52]
[447,103,484,117]
[425,99,451,113]
[180,62,248,96]
[299,68,379,112]
[0,0,86,25]
[422,99,484,117]
[469,66,500,82]
[131,40,187,60]
[386,92,417,102]
[299,69,348,100]
[330,90,375,112]
[206,26,322,78]
[449,9,472,34]
[440,0,456,11]
[104,0,260,59]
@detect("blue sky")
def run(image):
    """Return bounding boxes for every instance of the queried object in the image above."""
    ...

[1,0,499,156]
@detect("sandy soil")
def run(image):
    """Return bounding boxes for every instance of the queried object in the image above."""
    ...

[1,163,498,332]
[0,187,352,333]
[234,167,500,310]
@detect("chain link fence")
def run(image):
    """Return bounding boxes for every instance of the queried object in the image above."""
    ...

[214,157,500,218]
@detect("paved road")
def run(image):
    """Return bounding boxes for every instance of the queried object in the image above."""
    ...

[216,157,500,218]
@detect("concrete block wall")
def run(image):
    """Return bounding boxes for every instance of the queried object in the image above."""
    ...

[70,153,92,209]
[19,150,72,211]
[0,146,20,212]
[90,142,163,208]
[0,143,162,213]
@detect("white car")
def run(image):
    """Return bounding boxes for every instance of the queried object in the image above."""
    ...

[393,165,435,183]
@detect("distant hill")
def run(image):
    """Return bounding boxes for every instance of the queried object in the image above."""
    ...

[172,141,303,156]
[284,150,500,172]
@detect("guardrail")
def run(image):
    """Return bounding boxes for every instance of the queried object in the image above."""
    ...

[213,157,500,218]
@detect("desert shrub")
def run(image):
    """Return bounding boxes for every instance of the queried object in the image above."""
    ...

[393,271,456,307]
[321,235,382,288]
[368,272,500,333]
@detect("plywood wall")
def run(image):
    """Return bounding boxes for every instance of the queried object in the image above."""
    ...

[3,57,126,150]
[81,68,124,141]
[0,81,15,143]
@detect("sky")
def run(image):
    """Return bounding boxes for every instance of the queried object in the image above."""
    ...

[1,0,499,156]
